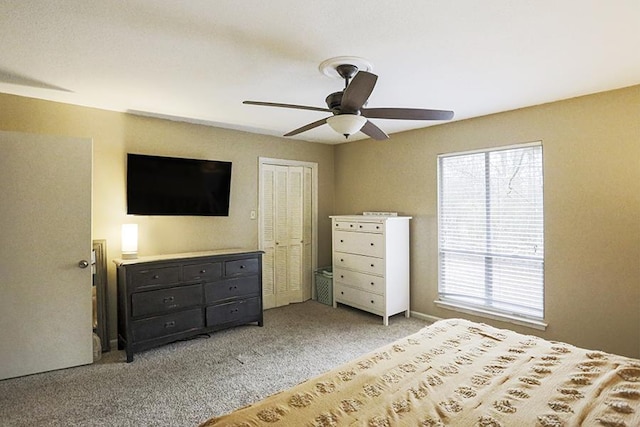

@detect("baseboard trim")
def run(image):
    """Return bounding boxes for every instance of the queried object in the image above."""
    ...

[409,310,442,324]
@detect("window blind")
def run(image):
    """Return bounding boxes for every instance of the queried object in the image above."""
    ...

[438,143,544,320]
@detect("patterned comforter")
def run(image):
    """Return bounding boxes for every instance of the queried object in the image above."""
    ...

[201,318,640,426]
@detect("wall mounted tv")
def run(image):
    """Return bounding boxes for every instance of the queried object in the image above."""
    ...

[127,153,232,216]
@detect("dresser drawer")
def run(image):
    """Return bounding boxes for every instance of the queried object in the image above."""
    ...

[334,220,384,233]
[334,284,384,312]
[206,297,261,327]
[183,262,222,283]
[334,231,384,258]
[333,252,384,275]
[131,308,203,343]
[334,268,385,295]
[354,222,384,233]
[225,258,259,277]
[333,220,358,231]
[129,265,181,290]
[204,276,260,303]
[131,284,202,318]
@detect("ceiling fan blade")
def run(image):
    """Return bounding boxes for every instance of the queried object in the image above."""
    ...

[340,71,378,113]
[360,120,389,141]
[284,117,330,137]
[361,107,454,121]
[243,100,331,113]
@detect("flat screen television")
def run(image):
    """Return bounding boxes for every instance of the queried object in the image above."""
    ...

[127,153,232,216]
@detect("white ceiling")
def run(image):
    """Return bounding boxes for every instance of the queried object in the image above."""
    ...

[1,1,639,144]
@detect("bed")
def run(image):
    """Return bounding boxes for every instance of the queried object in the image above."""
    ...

[201,318,640,426]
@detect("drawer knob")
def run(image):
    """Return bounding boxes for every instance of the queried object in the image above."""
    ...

[370,264,374,267]
[340,258,344,262]
[370,282,374,286]
[163,296,175,303]
[371,300,374,304]
[349,224,353,227]
[359,225,362,228]
[340,275,344,279]
[240,265,245,269]
[200,269,206,273]
[153,275,160,279]
[376,226,380,229]
[370,243,374,246]
[341,291,344,295]
[164,321,175,328]
[340,239,344,243]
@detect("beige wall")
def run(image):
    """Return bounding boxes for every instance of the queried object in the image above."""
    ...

[334,85,640,358]
[0,93,335,341]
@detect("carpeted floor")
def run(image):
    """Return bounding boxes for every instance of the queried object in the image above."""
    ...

[0,301,428,426]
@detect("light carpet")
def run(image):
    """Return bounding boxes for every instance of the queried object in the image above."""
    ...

[0,301,428,426]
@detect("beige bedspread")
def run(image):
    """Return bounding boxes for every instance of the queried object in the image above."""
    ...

[201,318,640,426]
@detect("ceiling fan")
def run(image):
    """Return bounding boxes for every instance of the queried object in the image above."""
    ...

[243,57,454,140]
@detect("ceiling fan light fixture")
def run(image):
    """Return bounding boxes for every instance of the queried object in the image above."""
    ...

[327,114,367,138]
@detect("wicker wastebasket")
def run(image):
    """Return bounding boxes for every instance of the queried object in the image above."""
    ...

[314,267,333,306]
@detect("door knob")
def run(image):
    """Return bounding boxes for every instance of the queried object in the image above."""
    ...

[78,260,90,268]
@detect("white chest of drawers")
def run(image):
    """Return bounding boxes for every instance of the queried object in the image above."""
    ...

[330,215,411,325]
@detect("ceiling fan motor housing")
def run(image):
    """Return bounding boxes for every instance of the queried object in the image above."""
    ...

[325,91,343,114]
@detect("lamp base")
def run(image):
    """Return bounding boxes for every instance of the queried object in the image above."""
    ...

[121,252,138,260]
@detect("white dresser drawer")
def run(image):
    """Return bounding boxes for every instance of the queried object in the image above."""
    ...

[333,220,384,233]
[333,220,359,231]
[334,230,384,258]
[333,252,384,276]
[334,284,384,312]
[334,267,385,295]
[354,222,384,233]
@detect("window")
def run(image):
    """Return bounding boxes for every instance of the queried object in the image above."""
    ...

[437,143,544,324]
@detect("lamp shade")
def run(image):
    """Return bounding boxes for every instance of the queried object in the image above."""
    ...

[326,114,367,137]
[121,224,138,259]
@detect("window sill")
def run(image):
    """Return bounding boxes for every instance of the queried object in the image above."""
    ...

[434,300,548,331]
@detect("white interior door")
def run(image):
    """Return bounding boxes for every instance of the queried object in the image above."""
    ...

[302,166,313,301]
[278,165,303,306]
[0,130,93,380]
[260,159,316,309]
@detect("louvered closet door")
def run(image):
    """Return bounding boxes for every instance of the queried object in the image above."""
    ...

[261,165,277,309]
[277,166,303,306]
[302,167,312,301]
[261,164,310,309]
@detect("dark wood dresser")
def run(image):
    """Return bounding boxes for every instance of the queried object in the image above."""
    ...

[114,249,263,362]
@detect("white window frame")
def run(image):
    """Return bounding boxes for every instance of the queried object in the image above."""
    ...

[435,142,547,330]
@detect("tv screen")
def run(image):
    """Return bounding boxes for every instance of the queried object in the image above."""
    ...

[127,153,232,216]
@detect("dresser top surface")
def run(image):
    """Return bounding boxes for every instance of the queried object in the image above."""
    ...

[113,248,262,266]
[330,215,412,221]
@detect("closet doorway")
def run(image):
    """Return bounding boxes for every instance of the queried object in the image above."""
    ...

[259,158,317,309]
